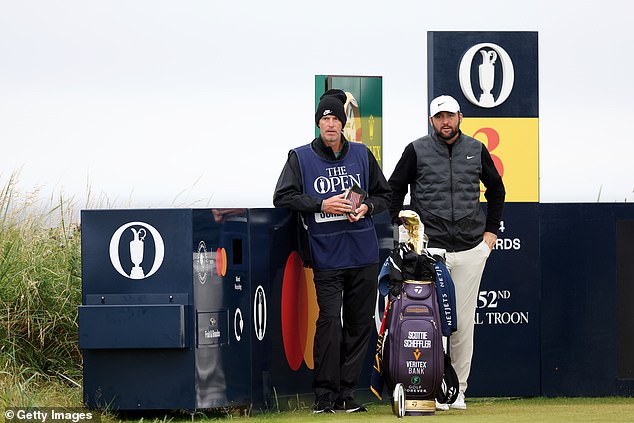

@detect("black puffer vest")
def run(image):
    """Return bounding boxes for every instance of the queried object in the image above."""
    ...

[409,133,486,251]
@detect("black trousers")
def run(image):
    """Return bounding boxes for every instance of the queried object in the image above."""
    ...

[312,264,379,401]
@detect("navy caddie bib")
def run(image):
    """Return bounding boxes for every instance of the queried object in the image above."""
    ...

[294,142,379,271]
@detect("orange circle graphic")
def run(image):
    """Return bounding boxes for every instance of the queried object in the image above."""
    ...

[216,247,227,277]
[281,251,319,371]
[303,267,317,369]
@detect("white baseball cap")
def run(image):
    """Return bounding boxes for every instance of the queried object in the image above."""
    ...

[429,95,460,117]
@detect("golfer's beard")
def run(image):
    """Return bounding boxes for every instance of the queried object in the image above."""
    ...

[436,128,458,140]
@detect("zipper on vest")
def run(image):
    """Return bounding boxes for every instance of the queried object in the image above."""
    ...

[448,149,457,252]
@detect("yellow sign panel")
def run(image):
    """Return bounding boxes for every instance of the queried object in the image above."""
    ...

[460,117,539,203]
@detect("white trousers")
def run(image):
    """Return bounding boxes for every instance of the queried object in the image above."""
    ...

[444,240,491,394]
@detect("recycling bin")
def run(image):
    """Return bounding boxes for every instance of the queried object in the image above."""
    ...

[79,208,296,410]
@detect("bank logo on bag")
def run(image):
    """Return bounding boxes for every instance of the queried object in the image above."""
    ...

[109,221,165,279]
[459,42,514,108]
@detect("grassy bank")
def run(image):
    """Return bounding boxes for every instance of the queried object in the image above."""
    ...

[1,174,83,408]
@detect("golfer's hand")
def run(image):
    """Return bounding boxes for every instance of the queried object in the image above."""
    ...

[483,232,497,251]
[321,193,352,215]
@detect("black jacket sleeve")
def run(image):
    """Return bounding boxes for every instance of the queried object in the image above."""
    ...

[273,150,322,213]
[480,146,506,234]
[388,142,417,223]
[364,148,391,215]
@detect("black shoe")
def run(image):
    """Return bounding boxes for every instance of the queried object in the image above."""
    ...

[334,398,367,413]
[313,395,335,414]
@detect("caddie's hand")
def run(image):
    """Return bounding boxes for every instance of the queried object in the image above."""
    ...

[321,193,352,215]
[483,231,497,251]
[347,203,369,222]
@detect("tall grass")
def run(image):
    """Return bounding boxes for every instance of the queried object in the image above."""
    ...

[0,173,83,405]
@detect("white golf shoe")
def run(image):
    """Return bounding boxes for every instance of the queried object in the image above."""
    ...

[449,391,466,410]
[435,400,449,411]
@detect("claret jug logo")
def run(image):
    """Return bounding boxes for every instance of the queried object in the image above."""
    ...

[314,165,361,195]
[459,42,515,108]
[109,221,165,279]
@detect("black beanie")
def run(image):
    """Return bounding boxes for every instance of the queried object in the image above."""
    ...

[315,89,347,127]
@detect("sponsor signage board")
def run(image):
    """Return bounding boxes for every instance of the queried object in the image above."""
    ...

[428,31,540,396]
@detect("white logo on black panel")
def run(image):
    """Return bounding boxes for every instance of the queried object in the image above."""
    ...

[253,285,267,341]
[194,241,211,284]
[234,308,244,342]
[109,221,165,279]
[459,42,515,108]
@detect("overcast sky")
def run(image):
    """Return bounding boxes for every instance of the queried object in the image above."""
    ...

[1,0,632,210]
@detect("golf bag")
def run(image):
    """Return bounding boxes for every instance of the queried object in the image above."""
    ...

[371,243,459,416]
